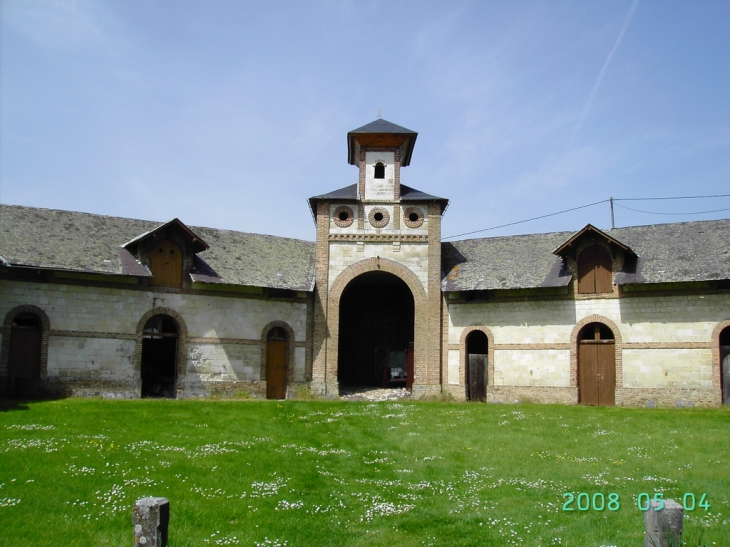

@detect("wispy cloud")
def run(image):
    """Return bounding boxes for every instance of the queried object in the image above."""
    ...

[569,0,641,148]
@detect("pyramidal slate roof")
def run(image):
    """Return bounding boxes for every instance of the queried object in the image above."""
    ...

[348,119,417,135]
[442,219,730,291]
[347,118,419,166]
[0,205,316,291]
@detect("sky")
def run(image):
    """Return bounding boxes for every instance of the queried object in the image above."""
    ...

[2,0,729,242]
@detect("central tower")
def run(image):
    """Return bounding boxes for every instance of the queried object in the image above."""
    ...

[309,119,448,398]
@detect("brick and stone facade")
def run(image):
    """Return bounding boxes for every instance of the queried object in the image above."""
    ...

[2,119,729,406]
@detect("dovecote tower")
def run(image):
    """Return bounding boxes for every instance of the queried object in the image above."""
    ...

[308,119,448,397]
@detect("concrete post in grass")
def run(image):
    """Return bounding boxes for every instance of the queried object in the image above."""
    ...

[133,497,169,547]
[644,498,683,547]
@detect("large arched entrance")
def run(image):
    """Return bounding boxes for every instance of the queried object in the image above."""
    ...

[720,326,730,406]
[141,314,179,398]
[578,322,616,406]
[338,271,414,388]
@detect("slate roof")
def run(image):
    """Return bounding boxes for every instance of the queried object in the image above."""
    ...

[347,118,418,166]
[0,205,316,291]
[348,119,417,135]
[442,219,730,291]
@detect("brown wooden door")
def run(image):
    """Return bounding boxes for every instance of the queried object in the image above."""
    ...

[578,246,612,294]
[149,240,183,287]
[579,340,615,406]
[468,354,486,402]
[266,339,287,400]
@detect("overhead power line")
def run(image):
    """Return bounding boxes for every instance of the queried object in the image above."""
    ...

[442,193,730,241]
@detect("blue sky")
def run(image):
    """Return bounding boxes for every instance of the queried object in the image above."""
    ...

[2,0,729,241]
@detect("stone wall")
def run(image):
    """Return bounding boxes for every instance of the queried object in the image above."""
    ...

[0,280,310,398]
[447,292,730,406]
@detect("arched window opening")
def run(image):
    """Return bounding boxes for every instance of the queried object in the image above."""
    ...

[466,330,488,402]
[374,162,385,179]
[578,322,615,406]
[8,312,42,399]
[149,240,183,288]
[141,314,179,398]
[720,326,730,406]
[266,327,288,399]
[577,245,612,294]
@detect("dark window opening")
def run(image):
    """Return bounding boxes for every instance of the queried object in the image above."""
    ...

[141,314,178,398]
[267,327,288,340]
[339,211,350,221]
[374,162,385,179]
[373,212,384,222]
[408,212,419,222]
[580,322,614,341]
[464,290,490,302]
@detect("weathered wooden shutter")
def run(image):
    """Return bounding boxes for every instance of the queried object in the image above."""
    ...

[149,240,183,288]
[9,326,41,379]
[578,246,612,294]
[468,354,486,402]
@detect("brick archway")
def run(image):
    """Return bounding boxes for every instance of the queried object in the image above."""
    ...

[327,257,427,390]
[135,307,188,398]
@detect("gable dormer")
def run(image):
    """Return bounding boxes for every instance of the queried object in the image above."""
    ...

[554,224,636,295]
[123,218,208,288]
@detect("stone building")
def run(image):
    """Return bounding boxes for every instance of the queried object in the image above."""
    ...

[1,119,729,406]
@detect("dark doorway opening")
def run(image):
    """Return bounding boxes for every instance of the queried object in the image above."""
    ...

[578,322,616,406]
[720,327,730,406]
[7,313,42,399]
[338,272,414,389]
[266,327,288,400]
[141,315,178,398]
[466,330,488,402]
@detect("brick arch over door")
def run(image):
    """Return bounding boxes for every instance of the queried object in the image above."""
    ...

[327,257,427,387]
[711,319,730,406]
[570,315,623,403]
[458,326,495,391]
[134,307,188,396]
[260,320,297,384]
[1,305,51,380]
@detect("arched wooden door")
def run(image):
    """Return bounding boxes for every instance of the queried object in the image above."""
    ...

[266,328,288,400]
[578,323,615,406]
[466,331,488,402]
[8,313,42,399]
[720,326,730,406]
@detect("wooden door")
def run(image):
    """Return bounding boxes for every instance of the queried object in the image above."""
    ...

[9,323,42,398]
[149,240,183,287]
[468,354,486,402]
[266,339,287,400]
[579,340,615,406]
[721,345,730,406]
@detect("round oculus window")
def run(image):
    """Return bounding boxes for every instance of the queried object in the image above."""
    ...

[404,207,424,228]
[368,207,390,228]
[332,206,354,228]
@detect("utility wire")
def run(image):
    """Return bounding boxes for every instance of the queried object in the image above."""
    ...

[614,194,730,201]
[614,204,730,216]
[442,199,609,240]
[443,193,730,241]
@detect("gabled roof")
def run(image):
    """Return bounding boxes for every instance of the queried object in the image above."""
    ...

[347,118,418,166]
[123,217,209,254]
[553,223,636,258]
[442,219,730,291]
[0,205,316,291]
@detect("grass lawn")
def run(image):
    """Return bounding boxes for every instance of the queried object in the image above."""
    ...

[0,399,728,547]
